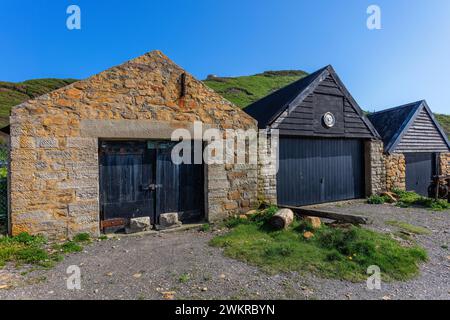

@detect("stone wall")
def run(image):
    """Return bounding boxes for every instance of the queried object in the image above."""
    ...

[207,163,258,221]
[257,133,277,205]
[364,139,385,195]
[9,51,257,239]
[439,152,450,175]
[385,153,406,191]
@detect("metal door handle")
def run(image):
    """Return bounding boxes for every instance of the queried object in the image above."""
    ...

[141,184,162,191]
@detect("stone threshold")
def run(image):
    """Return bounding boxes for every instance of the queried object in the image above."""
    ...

[105,223,205,239]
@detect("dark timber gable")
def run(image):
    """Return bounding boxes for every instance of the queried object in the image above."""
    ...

[244,65,380,139]
[368,100,450,154]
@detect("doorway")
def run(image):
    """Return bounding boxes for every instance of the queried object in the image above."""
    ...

[99,140,204,233]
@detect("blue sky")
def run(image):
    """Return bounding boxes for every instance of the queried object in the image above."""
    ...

[1,0,450,114]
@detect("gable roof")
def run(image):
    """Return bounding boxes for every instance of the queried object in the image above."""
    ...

[9,50,256,131]
[243,67,327,128]
[243,65,380,138]
[368,100,450,153]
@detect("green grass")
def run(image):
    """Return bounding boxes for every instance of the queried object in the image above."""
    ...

[385,220,431,235]
[210,215,427,282]
[367,194,390,204]
[392,189,450,211]
[178,273,191,283]
[203,70,307,108]
[199,224,211,232]
[435,113,450,139]
[0,232,91,268]
[0,233,53,267]
[72,233,91,243]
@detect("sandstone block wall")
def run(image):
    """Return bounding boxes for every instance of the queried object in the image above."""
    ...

[440,152,450,175]
[257,133,277,205]
[384,153,406,191]
[9,51,257,239]
[365,139,386,195]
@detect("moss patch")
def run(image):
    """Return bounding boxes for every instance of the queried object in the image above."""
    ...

[385,220,431,235]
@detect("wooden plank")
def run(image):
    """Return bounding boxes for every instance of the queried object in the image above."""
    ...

[101,218,127,229]
[279,205,370,224]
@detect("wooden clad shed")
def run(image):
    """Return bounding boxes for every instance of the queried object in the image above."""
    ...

[369,100,450,196]
[245,65,382,206]
[368,100,450,196]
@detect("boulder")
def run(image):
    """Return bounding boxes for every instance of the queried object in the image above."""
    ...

[303,231,314,239]
[159,212,181,229]
[125,216,151,234]
[303,216,321,229]
[245,209,258,217]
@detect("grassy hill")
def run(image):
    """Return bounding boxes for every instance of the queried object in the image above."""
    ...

[0,78,77,127]
[203,70,307,108]
[434,114,450,139]
[0,73,449,139]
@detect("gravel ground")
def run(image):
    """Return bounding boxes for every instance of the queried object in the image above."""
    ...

[0,202,449,300]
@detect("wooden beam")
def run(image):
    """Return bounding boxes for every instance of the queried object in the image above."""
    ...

[279,205,371,225]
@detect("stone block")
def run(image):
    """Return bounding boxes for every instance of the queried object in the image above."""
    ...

[35,137,59,148]
[125,216,151,234]
[159,212,181,229]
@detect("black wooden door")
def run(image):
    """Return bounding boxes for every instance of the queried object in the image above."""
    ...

[100,140,204,229]
[100,141,156,224]
[405,153,436,196]
[277,137,365,206]
[156,142,204,223]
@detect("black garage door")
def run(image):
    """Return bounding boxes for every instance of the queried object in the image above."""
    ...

[405,153,436,197]
[277,137,365,206]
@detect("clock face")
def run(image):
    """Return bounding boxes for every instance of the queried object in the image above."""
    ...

[323,112,336,128]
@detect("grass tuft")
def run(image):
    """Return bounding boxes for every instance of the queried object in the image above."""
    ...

[0,232,53,267]
[73,233,91,243]
[178,273,191,283]
[367,194,390,205]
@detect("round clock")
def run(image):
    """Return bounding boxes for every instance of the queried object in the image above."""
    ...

[323,112,336,128]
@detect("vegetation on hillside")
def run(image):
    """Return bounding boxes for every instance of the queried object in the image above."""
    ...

[0,73,449,139]
[0,78,77,127]
[435,114,450,139]
[203,70,307,108]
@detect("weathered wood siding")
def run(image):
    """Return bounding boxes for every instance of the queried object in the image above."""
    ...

[276,75,373,138]
[395,108,449,153]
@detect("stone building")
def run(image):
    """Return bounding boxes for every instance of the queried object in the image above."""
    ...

[368,100,450,196]
[8,51,258,239]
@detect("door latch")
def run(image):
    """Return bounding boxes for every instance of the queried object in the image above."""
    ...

[141,184,162,191]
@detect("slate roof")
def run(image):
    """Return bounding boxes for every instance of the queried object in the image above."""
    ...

[367,100,450,153]
[244,66,328,129]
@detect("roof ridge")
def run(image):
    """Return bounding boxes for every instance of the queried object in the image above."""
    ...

[369,100,424,116]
